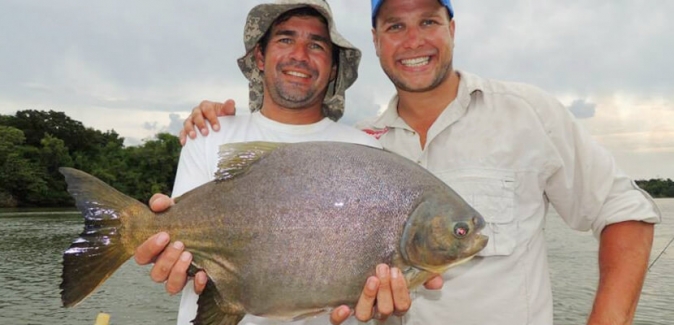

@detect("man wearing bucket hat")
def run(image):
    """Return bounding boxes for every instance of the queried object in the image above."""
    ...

[133,1,419,325]
[176,0,661,324]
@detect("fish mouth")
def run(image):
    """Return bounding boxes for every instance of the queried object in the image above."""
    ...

[475,233,489,250]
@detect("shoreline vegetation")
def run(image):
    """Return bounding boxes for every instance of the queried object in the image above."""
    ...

[1,110,672,208]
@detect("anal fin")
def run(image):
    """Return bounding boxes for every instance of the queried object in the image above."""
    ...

[192,279,244,325]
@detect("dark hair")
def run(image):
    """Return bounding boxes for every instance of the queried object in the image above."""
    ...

[258,7,340,66]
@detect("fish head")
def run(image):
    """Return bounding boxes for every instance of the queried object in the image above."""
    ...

[400,194,488,274]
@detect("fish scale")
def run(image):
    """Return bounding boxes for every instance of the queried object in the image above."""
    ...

[59,141,488,325]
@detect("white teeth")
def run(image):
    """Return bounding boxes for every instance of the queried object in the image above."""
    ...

[286,71,310,78]
[401,57,430,67]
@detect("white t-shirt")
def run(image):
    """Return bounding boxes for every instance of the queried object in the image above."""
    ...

[174,111,381,325]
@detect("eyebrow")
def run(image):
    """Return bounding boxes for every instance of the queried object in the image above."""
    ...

[380,11,444,25]
[274,29,331,45]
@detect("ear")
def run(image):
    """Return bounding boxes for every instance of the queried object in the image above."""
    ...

[371,28,380,57]
[449,19,456,40]
[254,45,264,72]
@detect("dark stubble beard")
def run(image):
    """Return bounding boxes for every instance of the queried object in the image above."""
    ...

[267,61,321,109]
[383,60,453,93]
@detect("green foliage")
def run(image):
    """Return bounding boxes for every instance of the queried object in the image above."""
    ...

[0,110,180,207]
[116,132,181,201]
[635,179,674,198]
[0,126,48,206]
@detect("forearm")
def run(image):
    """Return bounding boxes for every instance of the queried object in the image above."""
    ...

[587,221,654,325]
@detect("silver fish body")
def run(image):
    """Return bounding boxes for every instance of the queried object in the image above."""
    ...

[60,141,487,325]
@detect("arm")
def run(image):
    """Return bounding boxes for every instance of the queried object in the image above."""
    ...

[587,221,654,325]
[536,90,660,324]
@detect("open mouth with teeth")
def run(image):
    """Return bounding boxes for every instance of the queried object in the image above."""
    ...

[284,70,312,79]
[400,56,431,68]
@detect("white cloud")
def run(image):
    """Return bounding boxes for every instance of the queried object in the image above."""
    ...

[0,0,672,178]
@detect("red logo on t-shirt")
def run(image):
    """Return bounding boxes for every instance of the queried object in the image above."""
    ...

[362,128,388,140]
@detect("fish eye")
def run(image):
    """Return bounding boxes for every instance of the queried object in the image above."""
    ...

[453,222,470,238]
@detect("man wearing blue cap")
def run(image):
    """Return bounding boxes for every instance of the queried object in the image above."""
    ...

[160,0,661,324]
[359,0,659,324]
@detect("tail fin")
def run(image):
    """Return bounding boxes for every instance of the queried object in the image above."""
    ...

[59,167,150,307]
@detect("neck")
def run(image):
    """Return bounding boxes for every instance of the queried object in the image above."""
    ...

[396,71,460,149]
[260,101,324,125]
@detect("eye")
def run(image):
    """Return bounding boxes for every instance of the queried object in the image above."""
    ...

[309,43,325,51]
[453,222,470,238]
[421,19,438,26]
[386,23,403,32]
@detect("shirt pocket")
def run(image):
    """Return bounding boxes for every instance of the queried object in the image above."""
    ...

[436,168,517,257]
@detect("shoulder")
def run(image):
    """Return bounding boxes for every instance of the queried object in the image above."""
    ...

[216,114,255,130]
[480,77,558,108]
[469,74,571,127]
[354,116,380,131]
[324,121,383,148]
[185,115,255,144]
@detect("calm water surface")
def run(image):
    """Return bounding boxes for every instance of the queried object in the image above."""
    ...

[0,199,672,324]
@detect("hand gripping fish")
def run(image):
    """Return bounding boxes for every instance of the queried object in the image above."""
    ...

[59,141,488,325]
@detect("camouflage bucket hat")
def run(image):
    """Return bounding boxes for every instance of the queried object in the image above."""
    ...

[237,0,361,121]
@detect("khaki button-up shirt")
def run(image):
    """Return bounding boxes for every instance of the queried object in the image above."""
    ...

[357,71,661,325]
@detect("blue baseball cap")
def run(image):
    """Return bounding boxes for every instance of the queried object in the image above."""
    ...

[371,0,454,27]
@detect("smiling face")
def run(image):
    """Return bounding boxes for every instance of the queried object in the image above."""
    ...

[256,14,337,112]
[372,0,455,93]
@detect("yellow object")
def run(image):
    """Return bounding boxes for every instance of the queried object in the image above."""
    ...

[93,313,110,325]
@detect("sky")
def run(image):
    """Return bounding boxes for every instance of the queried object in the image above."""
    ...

[1,0,672,179]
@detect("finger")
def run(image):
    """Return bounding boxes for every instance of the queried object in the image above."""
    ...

[192,103,209,136]
[179,129,187,146]
[194,271,208,294]
[423,274,444,290]
[354,276,379,322]
[149,193,174,213]
[183,109,199,140]
[329,305,352,325]
[149,240,185,283]
[134,232,170,265]
[165,251,192,295]
[201,101,221,132]
[390,267,411,315]
[374,264,394,320]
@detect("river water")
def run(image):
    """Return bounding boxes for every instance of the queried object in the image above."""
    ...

[0,199,672,325]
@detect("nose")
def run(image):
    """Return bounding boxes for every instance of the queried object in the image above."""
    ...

[289,43,310,62]
[473,215,485,230]
[402,26,424,49]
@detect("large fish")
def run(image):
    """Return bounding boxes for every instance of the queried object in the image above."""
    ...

[60,141,488,325]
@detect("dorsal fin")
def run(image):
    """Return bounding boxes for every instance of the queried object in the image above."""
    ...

[215,141,287,182]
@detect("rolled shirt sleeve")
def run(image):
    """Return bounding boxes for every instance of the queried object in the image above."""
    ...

[537,91,661,237]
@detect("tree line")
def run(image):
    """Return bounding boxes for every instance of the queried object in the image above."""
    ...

[0,110,672,208]
[0,110,180,207]
[635,179,674,199]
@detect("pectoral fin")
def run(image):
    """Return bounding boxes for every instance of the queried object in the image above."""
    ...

[215,142,287,181]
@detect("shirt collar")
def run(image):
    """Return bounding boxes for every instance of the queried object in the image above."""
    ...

[370,70,484,130]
